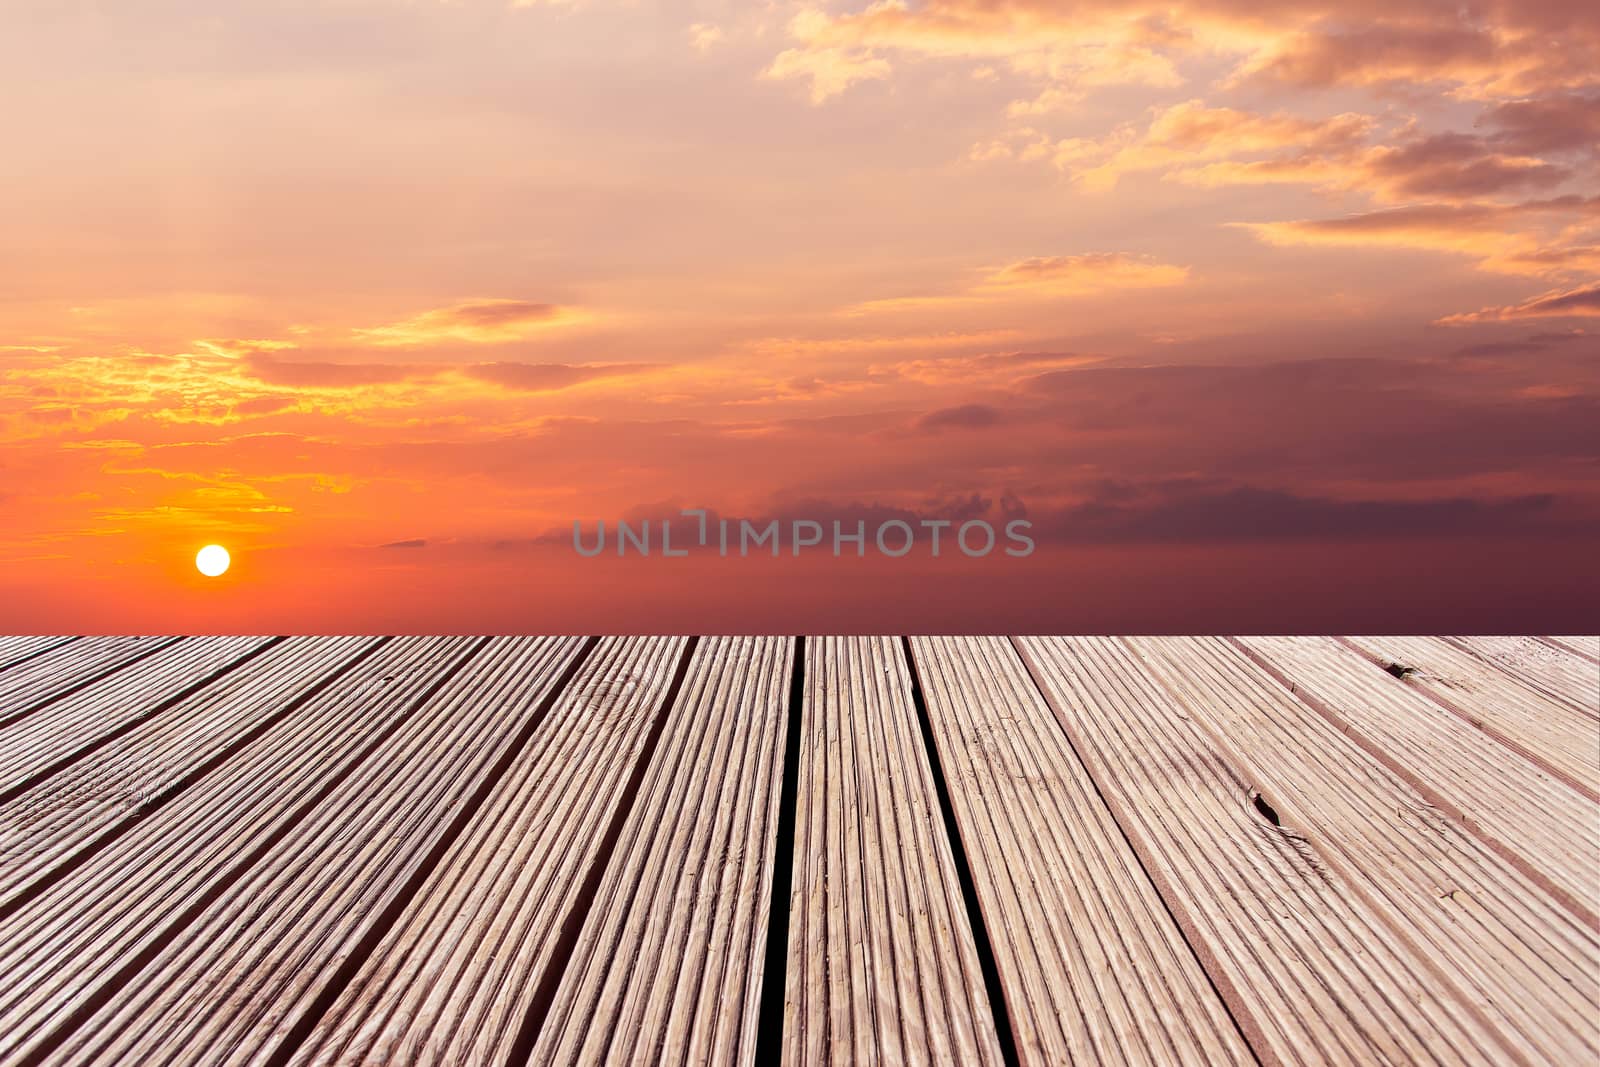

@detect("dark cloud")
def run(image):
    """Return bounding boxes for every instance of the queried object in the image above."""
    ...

[1032,484,1579,543]
[1439,281,1600,324]
[1481,92,1600,155]
[917,403,1005,431]
[1368,132,1569,199]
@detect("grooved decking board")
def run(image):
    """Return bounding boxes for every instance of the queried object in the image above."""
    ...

[0,635,480,1064]
[1545,636,1600,661]
[1343,636,1600,796]
[0,636,180,725]
[1126,637,1600,1064]
[1239,637,1600,921]
[908,636,1254,1067]
[531,636,791,1066]
[1019,637,1507,1065]
[1446,637,1600,719]
[0,636,379,907]
[0,637,73,673]
[781,636,1002,1067]
[0,635,274,795]
[290,636,688,1066]
[54,636,590,1065]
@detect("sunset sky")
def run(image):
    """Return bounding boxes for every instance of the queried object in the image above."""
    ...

[2,0,1596,631]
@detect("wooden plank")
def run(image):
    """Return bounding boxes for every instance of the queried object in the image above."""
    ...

[909,636,1254,1067]
[777,636,1002,1067]
[1545,636,1600,662]
[1127,637,1600,1065]
[51,636,591,1065]
[530,636,793,1066]
[1240,637,1600,922]
[290,636,689,1066]
[1344,635,1599,796]
[0,636,379,909]
[0,636,181,725]
[0,635,274,794]
[1446,637,1599,719]
[1021,636,1513,1065]
[0,636,74,672]
[0,636,481,1064]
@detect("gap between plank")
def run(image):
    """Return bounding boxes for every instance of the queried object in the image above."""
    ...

[902,637,1023,1067]
[15,636,493,1067]
[1007,636,1268,1067]
[752,635,806,1063]
[506,635,702,1064]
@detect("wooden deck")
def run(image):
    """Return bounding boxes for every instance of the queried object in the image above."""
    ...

[0,635,1595,1066]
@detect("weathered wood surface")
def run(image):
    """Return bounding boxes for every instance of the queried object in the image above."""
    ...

[292,635,687,1065]
[783,637,1002,1067]
[1019,637,1506,1065]
[0,634,1593,1066]
[531,636,790,1066]
[911,636,1256,1067]
[1237,636,1599,922]
[1344,635,1599,796]
[1128,637,1599,1065]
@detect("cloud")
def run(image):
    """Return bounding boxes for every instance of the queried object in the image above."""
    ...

[1239,196,1600,274]
[980,253,1190,293]
[1032,484,1577,543]
[763,21,890,103]
[765,1,1600,105]
[917,403,1005,431]
[847,252,1188,315]
[353,299,584,346]
[243,354,433,388]
[1436,282,1600,324]
[459,361,656,391]
[1481,92,1600,155]
[380,538,428,549]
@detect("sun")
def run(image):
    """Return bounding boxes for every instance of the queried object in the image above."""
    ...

[195,544,231,577]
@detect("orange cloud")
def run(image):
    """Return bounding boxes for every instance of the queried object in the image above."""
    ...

[847,252,1189,315]
[1240,196,1600,275]
[352,299,587,346]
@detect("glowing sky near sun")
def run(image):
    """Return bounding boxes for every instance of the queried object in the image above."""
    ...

[1,0,1596,630]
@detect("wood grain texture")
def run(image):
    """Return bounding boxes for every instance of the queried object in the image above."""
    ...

[909,636,1255,1067]
[531,636,792,1067]
[0,635,479,1065]
[1543,636,1600,662]
[0,636,378,908]
[1239,636,1600,922]
[1021,636,1508,1066]
[1343,635,1599,796]
[52,637,589,1066]
[0,637,73,673]
[0,633,1591,1067]
[1127,636,1600,1065]
[0,635,274,795]
[0,636,181,727]
[289,636,688,1066]
[1445,637,1599,719]
[780,637,1002,1067]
